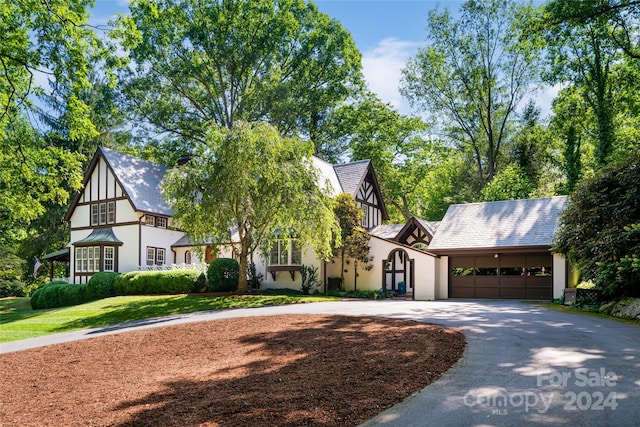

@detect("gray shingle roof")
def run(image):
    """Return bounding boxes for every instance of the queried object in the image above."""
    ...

[428,196,568,251]
[333,160,371,197]
[369,224,405,240]
[73,227,123,245]
[100,146,173,216]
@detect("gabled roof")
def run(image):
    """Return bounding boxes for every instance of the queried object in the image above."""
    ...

[100,146,172,216]
[333,160,371,197]
[64,146,172,221]
[369,224,405,240]
[428,196,568,252]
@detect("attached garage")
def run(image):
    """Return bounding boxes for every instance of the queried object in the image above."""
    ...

[449,253,553,299]
[428,196,568,300]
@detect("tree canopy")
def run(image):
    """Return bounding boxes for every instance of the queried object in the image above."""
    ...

[163,121,338,292]
[113,0,362,151]
[401,0,540,188]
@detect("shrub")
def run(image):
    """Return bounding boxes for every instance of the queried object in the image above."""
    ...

[553,152,640,299]
[247,262,263,290]
[114,270,201,295]
[31,282,88,310]
[192,272,207,293]
[207,258,239,292]
[300,265,320,295]
[87,272,119,300]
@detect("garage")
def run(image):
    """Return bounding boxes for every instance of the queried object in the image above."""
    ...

[449,254,553,299]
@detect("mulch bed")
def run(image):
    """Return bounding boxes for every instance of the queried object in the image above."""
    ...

[0,315,465,426]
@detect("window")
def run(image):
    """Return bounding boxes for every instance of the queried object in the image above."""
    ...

[185,251,192,264]
[156,217,167,228]
[452,267,474,276]
[107,201,115,224]
[99,203,107,225]
[500,267,525,276]
[269,239,302,266]
[91,205,99,226]
[146,247,166,266]
[528,266,552,277]
[145,215,155,226]
[146,247,156,266]
[76,246,100,273]
[104,247,114,271]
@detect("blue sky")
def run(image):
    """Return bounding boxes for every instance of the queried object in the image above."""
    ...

[88,1,554,117]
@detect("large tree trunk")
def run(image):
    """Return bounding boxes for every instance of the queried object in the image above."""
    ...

[237,243,249,293]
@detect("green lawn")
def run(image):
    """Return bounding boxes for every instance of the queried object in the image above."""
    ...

[0,294,338,343]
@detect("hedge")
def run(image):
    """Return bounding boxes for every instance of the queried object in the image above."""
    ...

[31,282,88,309]
[30,275,122,310]
[114,270,202,295]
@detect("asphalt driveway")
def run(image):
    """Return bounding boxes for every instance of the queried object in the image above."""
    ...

[2,299,639,426]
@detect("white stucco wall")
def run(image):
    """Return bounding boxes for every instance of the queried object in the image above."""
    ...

[437,255,449,299]
[553,253,567,299]
[324,236,438,300]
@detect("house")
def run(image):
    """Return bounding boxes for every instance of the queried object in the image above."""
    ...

[63,146,188,284]
[59,146,571,300]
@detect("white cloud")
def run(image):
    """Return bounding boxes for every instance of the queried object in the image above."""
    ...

[361,38,422,115]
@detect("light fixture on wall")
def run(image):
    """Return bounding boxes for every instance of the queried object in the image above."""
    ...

[494,253,499,258]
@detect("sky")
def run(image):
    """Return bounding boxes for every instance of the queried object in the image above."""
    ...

[88,0,555,118]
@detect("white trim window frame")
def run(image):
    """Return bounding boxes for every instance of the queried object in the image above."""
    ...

[90,204,99,226]
[269,238,301,266]
[104,246,115,271]
[107,201,116,224]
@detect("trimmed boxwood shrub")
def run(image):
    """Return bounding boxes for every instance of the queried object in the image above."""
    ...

[114,270,201,295]
[87,272,119,300]
[31,282,88,310]
[207,258,239,292]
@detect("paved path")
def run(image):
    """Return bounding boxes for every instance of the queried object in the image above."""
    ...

[2,300,639,426]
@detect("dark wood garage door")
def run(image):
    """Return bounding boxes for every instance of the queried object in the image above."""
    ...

[449,254,553,299]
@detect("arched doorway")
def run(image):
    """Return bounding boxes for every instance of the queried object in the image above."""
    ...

[382,248,414,295]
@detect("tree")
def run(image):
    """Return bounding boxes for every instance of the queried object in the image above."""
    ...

[1,0,106,277]
[401,0,540,187]
[540,1,625,166]
[553,151,640,298]
[480,164,534,202]
[542,0,640,60]
[321,92,430,221]
[332,193,372,290]
[163,121,338,293]
[113,0,362,149]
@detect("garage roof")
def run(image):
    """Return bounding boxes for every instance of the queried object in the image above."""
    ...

[428,196,568,251]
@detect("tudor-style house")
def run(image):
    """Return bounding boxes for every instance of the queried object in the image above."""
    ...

[59,146,572,300]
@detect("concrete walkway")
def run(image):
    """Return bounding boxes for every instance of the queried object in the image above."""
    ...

[2,300,639,426]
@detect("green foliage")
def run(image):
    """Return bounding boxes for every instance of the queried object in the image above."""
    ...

[164,121,338,293]
[114,270,201,295]
[31,283,87,310]
[86,272,119,300]
[300,265,321,295]
[321,92,430,220]
[247,262,263,290]
[332,193,372,285]
[207,258,240,293]
[0,247,27,297]
[113,0,362,145]
[480,165,534,202]
[193,272,207,293]
[401,0,540,186]
[554,152,640,298]
[327,289,394,299]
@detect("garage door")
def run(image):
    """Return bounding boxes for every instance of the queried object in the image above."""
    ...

[449,254,553,299]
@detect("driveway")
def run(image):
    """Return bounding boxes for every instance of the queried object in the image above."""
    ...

[2,299,639,426]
